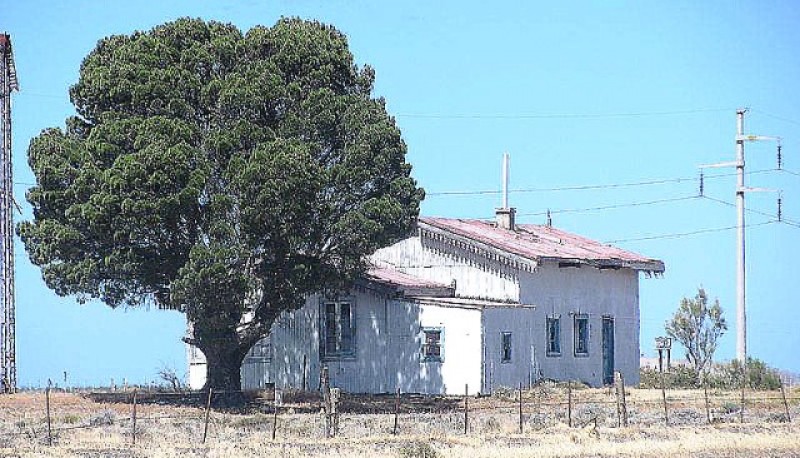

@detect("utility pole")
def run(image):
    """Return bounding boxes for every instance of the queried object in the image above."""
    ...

[701,109,781,364]
[735,109,746,363]
[0,33,18,393]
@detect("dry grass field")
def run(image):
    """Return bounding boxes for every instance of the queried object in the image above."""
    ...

[0,387,798,457]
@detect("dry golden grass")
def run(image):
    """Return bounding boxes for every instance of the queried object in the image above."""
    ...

[0,389,797,457]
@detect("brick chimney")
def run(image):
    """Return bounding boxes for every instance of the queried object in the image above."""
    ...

[495,207,516,231]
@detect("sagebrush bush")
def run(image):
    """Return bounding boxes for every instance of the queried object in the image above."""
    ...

[640,357,782,390]
[708,358,782,390]
[398,441,441,458]
[639,366,699,388]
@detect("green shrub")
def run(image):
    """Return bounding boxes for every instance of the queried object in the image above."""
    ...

[638,367,660,388]
[61,414,81,424]
[720,401,739,414]
[639,366,699,388]
[640,357,781,390]
[707,358,781,390]
[398,441,441,458]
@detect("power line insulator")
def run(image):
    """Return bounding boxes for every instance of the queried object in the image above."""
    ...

[777,144,783,170]
[778,196,782,222]
[699,171,704,197]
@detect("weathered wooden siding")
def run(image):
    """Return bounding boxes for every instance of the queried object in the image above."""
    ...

[481,306,538,391]
[189,290,489,395]
[372,236,520,302]
[519,263,640,387]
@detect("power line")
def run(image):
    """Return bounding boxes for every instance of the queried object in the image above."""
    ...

[750,108,800,127]
[426,168,779,197]
[396,107,733,120]
[14,92,66,100]
[517,195,701,218]
[702,195,800,229]
[604,221,776,244]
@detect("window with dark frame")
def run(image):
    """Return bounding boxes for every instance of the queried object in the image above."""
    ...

[422,327,443,362]
[501,332,512,363]
[322,301,355,358]
[249,337,271,359]
[547,316,561,356]
[574,314,589,356]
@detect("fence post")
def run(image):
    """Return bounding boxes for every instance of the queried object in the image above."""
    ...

[518,382,524,434]
[614,373,620,427]
[619,372,628,427]
[703,381,711,425]
[567,381,573,428]
[464,384,469,435]
[740,368,746,424]
[45,382,52,446]
[131,389,138,446]
[330,388,340,437]
[780,379,791,422]
[272,396,278,441]
[321,366,331,438]
[302,355,308,392]
[202,388,213,444]
[393,388,400,435]
[535,384,542,417]
[660,371,669,426]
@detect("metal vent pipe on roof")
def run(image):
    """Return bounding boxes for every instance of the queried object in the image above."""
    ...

[496,152,516,230]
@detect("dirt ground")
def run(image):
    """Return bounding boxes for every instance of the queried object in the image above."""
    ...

[0,388,797,457]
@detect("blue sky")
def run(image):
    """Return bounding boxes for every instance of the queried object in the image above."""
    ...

[4,1,799,387]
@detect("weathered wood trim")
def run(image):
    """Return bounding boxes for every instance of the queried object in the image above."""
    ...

[418,223,538,274]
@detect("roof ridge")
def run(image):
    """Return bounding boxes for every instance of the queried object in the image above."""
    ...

[417,216,664,273]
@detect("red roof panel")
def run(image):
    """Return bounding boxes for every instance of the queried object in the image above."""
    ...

[418,217,663,272]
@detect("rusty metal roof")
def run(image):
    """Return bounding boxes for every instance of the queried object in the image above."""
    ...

[418,217,664,273]
[364,267,455,297]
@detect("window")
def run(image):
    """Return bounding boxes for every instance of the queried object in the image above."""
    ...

[574,314,589,356]
[501,332,512,363]
[422,327,443,362]
[322,301,355,358]
[546,316,561,356]
[248,337,271,360]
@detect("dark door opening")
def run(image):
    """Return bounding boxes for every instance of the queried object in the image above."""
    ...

[602,317,615,385]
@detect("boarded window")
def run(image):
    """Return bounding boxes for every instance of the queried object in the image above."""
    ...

[547,316,561,356]
[422,327,443,362]
[574,314,589,356]
[322,301,355,358]
[501,332,512,363]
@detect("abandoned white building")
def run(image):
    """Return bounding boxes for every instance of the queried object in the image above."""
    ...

[187,206,664,395]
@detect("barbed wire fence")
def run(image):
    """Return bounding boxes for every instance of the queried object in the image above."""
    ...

[0,373,797,448]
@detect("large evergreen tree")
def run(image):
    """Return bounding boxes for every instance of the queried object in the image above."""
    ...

[19,18,423,391]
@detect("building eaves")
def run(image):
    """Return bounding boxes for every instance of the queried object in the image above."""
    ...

[418,217,665,274]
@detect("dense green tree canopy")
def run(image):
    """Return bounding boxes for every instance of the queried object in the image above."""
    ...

[19,18,423,390]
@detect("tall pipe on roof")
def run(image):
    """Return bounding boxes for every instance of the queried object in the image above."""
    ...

[502,152,509,209]
[496,153,516,230]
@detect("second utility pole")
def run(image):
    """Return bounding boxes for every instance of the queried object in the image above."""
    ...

[735,109,746,363]
[702,109,781,364]
[730,109,781,363]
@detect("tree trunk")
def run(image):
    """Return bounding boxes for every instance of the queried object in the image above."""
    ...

[200,339,249,406]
